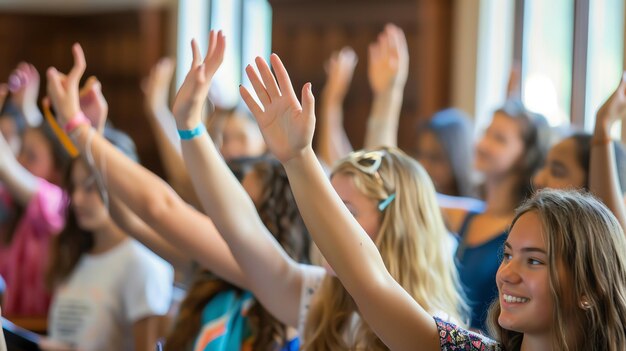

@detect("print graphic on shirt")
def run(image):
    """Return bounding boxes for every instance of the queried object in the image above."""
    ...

[53,297,92,343]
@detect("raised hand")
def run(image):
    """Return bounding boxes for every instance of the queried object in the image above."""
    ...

[8,62,42,126]
[367,24,409,95]
[46,43,87,128]
[596,72,626,136]
[323,47,357,102]
[172,30,225,129]
[79,76,108,132]
[239,54,315,163]
[144,57,175,115]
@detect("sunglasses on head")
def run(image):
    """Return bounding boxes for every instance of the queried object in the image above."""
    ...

[343,150,396,211]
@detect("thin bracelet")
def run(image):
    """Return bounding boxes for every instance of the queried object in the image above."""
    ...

[64,111,90,133]
[178,123,206,140]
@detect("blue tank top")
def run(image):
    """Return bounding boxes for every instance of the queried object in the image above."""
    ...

[455,211,508,332]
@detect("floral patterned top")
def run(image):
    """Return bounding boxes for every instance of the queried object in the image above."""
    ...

[435,317,502,350]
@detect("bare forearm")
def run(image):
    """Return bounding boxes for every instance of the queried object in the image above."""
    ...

[71,124,248,288]
[0,156,38,206]
[109,196,190,270]
[181,132,302,326]
[282,148,438,351]
[590,121,626,230]
[284,148,387,288]
[317,96,353,167]
[364,88,403,149]
[147,109,202,208]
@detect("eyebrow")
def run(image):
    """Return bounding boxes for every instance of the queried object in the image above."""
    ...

[504,241,547,254]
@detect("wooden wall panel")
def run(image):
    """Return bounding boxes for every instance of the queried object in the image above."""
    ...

[0,9,169,175]
[270,0,453,151]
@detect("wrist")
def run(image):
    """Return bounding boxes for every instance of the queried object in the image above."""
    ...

[283,146,316,169]
[321,89,346,103]
[175,118,202,131]
[177,122,206,140]
[64,111,90,133]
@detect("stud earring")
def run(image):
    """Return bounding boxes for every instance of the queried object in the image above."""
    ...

[579,298,592,310]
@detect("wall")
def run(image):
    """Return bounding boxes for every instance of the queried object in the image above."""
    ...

[270,0,454,151]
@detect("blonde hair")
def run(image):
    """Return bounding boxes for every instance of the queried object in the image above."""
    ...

[488,189,626,351]
[302,147,467,350]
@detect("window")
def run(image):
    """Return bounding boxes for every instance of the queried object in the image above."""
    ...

[584,0,624,136]
[521,0,573,127]
[516,0,625,134]
[177,0,272,109]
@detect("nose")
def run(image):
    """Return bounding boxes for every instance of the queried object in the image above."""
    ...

[497,258,522,285]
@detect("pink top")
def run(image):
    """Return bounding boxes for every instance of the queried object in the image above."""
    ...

[0,179,67,317]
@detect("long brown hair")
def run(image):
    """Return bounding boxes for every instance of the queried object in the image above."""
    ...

[165,157,310,351]
[45,158,94,290]
[488,189,626,350]
[303,147,467,350]
[494,99,549,203]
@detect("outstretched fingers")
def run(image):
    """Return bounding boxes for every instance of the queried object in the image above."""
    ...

[68,43,86,84]
[246,65,271,106]
[191,39,202,69]
[46,67,66,101]
[301,82,315,119]
[270,54,297,100]
[255,56,281,99]
[204,31,226,77]
[239,85,264,118]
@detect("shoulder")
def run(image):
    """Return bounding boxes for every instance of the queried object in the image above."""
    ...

[122,240,174,277]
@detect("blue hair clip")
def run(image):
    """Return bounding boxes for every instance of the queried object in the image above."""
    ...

[378,193,396,211]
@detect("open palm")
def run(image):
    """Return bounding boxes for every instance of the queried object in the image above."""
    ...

[172,30,225,129]
[368,24,409,94]
[239,54,315,163]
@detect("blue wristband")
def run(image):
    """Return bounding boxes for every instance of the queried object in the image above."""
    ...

[177,123,206,140]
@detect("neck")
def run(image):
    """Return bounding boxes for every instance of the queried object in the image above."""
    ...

[484,172,520,216]
[90,219,127,255]
[520,332,553,351]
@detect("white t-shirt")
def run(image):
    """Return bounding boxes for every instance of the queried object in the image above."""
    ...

[48,239,173,351]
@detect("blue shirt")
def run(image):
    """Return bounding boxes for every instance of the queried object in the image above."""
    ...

[455,211,508,332]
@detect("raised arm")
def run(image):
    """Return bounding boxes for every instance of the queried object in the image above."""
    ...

[240,54,439,351]
[9,62,43,127]
[364,24,409,149]
[45,43,248,289]
[316,47,357,168]
[173,33,304,327]
[0,84,39,206]
[589,73,626,230]
[143,58,202,208]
